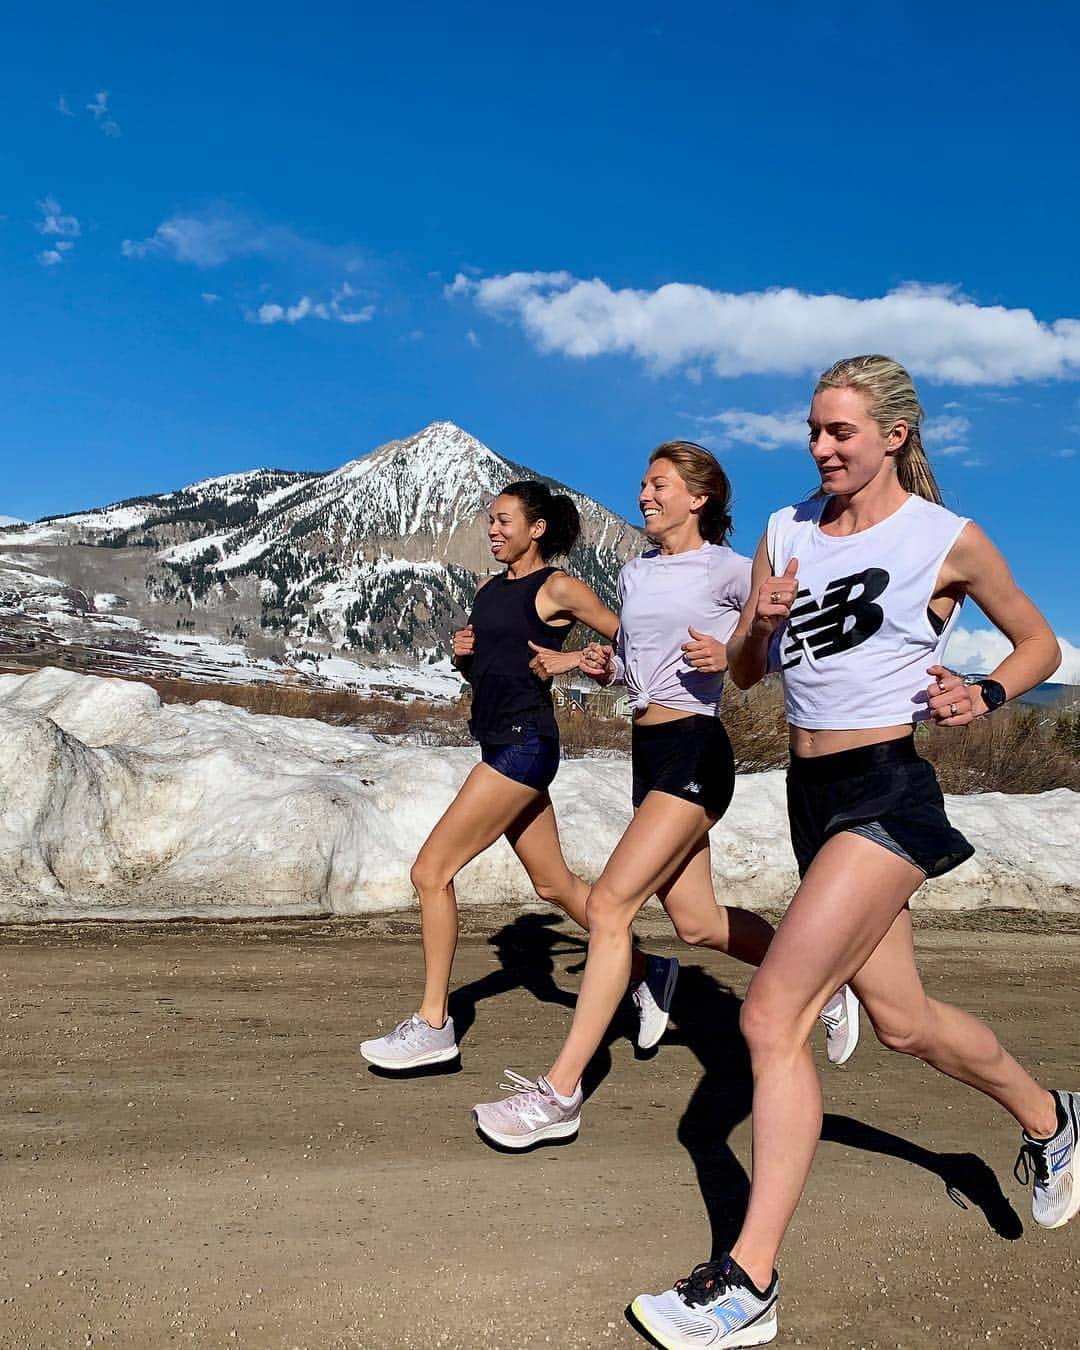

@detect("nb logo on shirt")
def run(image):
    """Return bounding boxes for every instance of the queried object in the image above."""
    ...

[781,568,890,669]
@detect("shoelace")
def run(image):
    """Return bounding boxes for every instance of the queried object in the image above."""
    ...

[388,1014,423,1043]
[1014,1138,1050,1187]
[497,1069,544,1096]
[675,1259,738,1308]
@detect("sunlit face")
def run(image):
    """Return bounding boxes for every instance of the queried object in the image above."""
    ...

[488,493,544,564]
[638,457,705,542]
[807,386,907,496]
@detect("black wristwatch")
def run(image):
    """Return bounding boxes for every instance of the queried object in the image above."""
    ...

[963,675,1007,715]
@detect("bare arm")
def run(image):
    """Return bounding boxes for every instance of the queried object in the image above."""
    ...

[727,534,798,689]
[537,571,620,640]
[928,522,1060,720]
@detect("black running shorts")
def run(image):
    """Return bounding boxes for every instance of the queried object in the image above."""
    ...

[631,714,735,818]
[786,736,974,879]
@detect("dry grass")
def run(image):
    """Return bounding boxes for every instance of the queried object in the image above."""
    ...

[5,658,1077,793]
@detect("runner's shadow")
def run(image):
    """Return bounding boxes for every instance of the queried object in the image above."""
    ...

[820,1114,1023,1240]
[447,913,624,1098]
[669,968,1022,1254]
[667,966,755,1257]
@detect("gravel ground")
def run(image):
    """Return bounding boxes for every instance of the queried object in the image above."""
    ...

[1,908,1078,1349]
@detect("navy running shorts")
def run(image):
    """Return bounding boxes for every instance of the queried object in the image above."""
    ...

[480,725,560,791]
[631,714,735,818]
[786,736,974,879]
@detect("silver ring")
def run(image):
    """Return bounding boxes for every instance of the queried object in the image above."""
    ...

[949,702,958,717]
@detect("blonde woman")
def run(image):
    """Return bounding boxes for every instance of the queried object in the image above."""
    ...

[472,443,858,1149]
[631,357,1076,1349]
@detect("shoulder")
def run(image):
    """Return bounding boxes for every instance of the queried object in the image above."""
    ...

[475,572,498,594]
[705,543,753,598]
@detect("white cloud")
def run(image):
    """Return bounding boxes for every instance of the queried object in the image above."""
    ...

[37,197,80,239]
[945,626,1080,684]
[251,283,374,327]
[38,249,65,267]
[86,90,120,137]
[1055,448,1076,459]
[923,414,971,444]
[465,329,480,348]
[56,95,74,117]
[451,272,1080,386]
[697,407,808,450]
[122,207,362,275]
[200,292,220,304]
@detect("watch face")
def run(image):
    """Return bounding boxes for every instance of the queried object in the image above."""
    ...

[981,679,1007,711]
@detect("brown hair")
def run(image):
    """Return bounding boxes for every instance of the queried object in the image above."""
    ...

[648,441,733,544]
[814,354,943,504]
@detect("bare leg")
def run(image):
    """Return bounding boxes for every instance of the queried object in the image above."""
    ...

[506,796,647,984]
[730,832,1056,1291]
[852,906,1056,1134]
[545,791,715,1098]
[658,837,774,967]
[413,763,546,1028]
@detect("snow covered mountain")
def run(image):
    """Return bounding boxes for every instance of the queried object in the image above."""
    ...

[0,423,643,689]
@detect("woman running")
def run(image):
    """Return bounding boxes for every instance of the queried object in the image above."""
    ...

[360,480,667,1070]
[472,442,858,1149]
[631,356,1077,1349]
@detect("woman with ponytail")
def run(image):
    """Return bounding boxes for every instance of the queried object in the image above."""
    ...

[630,358,1075,1350]
[361,480,662,1070]
[472,444,858,1150]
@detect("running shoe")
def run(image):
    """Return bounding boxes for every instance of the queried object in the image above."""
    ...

[819,984,860,1066]
[1015,1089,1080,1229]
[472,1070,582,1149]
[631,1253,778,1348]
[632,954,680,1050]
[359,1013,458,1070]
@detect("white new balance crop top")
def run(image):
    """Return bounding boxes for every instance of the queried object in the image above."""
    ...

[766,494,969,730]
[614,543,752,715]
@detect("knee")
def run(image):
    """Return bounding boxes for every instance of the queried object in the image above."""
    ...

[671,915,709,947]
[739,983,798,1060]
[871,1014,930,1058]
[410,854,449,898]
[584,881,632,939]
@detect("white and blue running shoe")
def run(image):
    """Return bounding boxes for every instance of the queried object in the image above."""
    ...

[1015,1089,1080,1229]
[633,954,680,1050]
[632,1253,778,1348]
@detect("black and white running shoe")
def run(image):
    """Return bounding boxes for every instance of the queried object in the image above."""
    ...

[1015,1089,1080,1229]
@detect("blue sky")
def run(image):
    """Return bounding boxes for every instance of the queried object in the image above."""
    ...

[3,1,1080,666]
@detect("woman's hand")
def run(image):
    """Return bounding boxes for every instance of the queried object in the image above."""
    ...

[452,624,476,664]
[579,641,616,686]
[681,626,728,673]
[751,557,799,638]
[925,664,978,725]
[527,642,582,681]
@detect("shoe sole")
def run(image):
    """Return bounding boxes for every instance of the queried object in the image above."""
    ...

[472,1110,580,1149]
[630,1297,777,1348]
[359,1043,459,1071]
[637,959,680,1051]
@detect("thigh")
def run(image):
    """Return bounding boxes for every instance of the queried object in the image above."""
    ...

[656,835,715,919]
[848,906,932,1036]
[597,791,716,913]
[417,762,544,880]
[747,831,926,1039]
[504,793,574,890]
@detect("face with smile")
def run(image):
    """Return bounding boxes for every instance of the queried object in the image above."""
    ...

[487,493,544,565]
[638,457,707,545]
[807,386,908,497]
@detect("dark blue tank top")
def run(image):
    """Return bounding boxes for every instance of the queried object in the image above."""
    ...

[466,566,570,744]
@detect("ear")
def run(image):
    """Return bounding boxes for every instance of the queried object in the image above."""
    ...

[885,419,909,457]
[532,517,548,539]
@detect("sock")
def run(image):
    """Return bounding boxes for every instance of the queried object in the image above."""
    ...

[540,1076,577,1107]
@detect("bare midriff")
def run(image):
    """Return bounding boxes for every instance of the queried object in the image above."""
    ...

[789,723,913,758]
[633,703,698,727]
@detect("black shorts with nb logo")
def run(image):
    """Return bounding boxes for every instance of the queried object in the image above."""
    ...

[631,715,735,818]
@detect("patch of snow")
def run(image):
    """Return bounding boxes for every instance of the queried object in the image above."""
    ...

[1,668,1076,922]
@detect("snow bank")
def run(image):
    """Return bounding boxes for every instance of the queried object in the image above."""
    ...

[0,668,1077,922]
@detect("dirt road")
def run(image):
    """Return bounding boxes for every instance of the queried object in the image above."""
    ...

[1,909,1078,1349]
